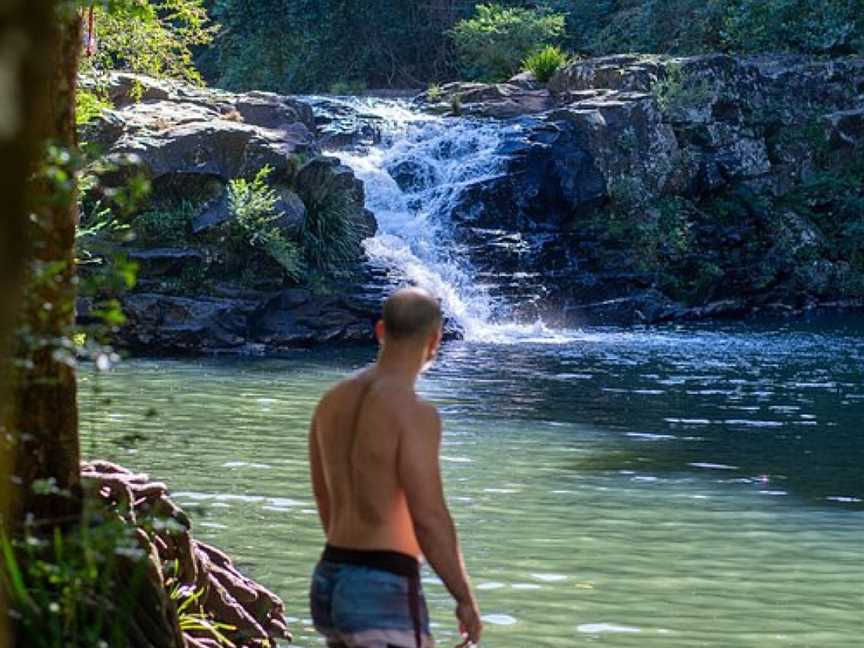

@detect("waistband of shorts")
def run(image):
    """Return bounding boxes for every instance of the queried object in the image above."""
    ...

[321,544,420,579]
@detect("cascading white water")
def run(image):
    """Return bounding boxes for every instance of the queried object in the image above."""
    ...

[336,98,571,344]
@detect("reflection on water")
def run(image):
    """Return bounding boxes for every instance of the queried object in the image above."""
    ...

[80,317,864,647]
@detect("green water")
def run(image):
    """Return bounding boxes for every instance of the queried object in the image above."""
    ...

[80,319,864,647]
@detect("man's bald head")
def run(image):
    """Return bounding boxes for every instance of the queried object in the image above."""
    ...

[382,287,443,342]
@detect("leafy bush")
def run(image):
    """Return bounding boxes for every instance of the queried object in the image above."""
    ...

[451,3,566,81]
[76,91,113,126]
[522,45,568,83]
[721,0,864,55]
[82,0,216,84]
[227,167,304,280]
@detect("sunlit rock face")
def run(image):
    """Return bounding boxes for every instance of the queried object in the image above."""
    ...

[82,54,864,353]
[414,54,864,326]
[79,73,382,354]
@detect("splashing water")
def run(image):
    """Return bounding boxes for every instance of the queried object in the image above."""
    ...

[336,98,571,344]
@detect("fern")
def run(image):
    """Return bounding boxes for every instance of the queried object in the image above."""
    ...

[227,166,304,280]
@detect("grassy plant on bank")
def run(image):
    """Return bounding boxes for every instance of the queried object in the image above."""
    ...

[522,45,568,83]
[302,193,362,275]
[165,562,234,646]
[1,520,147,648]
[132,201,199,246]
[450,93,463,116]
[427,83,444,102]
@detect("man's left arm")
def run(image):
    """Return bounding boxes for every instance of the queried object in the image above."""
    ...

[309,414,330,535]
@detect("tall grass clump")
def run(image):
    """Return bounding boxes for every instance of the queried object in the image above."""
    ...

[1,521,148,647]
[301,193,362,274]
[522,45,568,83]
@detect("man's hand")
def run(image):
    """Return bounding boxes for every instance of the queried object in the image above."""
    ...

[455,597,483,646]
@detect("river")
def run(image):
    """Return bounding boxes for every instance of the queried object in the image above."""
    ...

[79,315,864,647]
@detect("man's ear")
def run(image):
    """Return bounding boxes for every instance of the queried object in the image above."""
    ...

[428,327,443,356]
[375,320,386,343]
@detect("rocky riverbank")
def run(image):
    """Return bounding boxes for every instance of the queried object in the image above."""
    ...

[417,54,864,324]
[81,54,864,354]
[79,73,386,355]
[81,460,290,648]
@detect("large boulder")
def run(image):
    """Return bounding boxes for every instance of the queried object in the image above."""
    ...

[305,96,384,150]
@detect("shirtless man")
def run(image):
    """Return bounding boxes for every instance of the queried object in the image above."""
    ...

[309,287,483,648]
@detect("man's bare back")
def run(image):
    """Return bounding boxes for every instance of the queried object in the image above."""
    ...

[311,370,437,557]
[309,287,482,648]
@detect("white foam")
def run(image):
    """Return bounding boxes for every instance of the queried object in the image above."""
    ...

[339,101,573,345]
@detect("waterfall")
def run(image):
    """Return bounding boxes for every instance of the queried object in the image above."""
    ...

[334,97,571,344]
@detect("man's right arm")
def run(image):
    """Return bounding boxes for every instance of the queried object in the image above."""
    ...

[398,403,482,644]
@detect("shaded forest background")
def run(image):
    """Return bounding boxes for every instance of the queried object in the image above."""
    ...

[198,0,864,92]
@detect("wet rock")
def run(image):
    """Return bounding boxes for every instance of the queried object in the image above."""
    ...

[565,289,681,325]
[306,96,383,149]
[234,90,316,132]
[386,158,438,192]
[121,294,257,353]
[418,81,553,118]
[127,248,206,277]
[273,188,308,238]
[446,53,864,324]
[250,288,378,348]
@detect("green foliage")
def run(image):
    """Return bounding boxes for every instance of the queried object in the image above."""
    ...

[132,201,198,246]
[450,93,463,116]
[721,0,864,55]
[782,168,864,270]
[227,166,303,280]
[195,0,864,93]
[75,90,113,126]
[209,0,458,93]
[328,80,368,96]
[1,520,147,647]
[427,83,444,102]
[582,0,864,57]
[522,45,568,83]
[81,0,216,83]
[165,563,234,645]
[653,63,714,115]
[451,3,566,81]
[591,0,727,55]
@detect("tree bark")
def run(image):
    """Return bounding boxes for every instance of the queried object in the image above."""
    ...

[3,3,83,533]
[0,3,66,647]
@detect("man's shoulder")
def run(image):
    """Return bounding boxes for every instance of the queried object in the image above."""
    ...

[398,396,441,437]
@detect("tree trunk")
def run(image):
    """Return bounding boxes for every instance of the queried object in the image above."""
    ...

[3,4,83,533]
